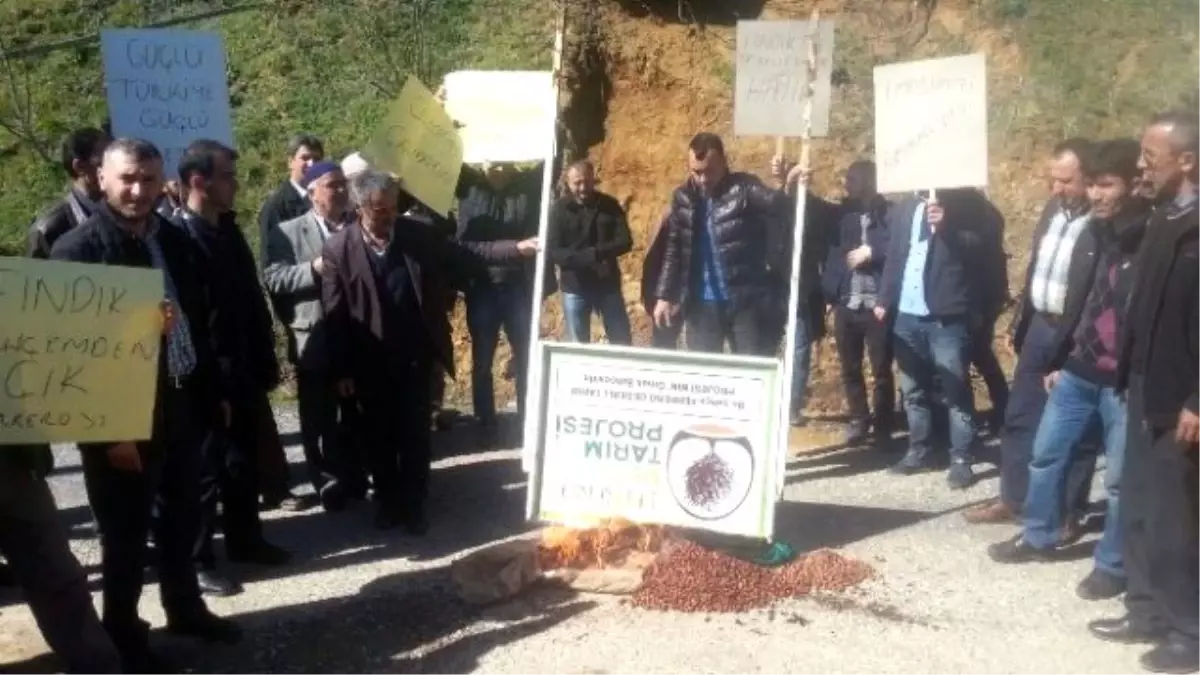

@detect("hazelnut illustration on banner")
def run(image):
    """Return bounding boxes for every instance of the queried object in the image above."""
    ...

[665,423,755,521]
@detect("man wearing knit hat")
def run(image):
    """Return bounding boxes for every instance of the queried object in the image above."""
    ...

[265,160,365,511]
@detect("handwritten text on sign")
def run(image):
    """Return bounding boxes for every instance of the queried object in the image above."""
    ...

[734,20,835,138]
[0,258,164,445]
[365,76,463,217]
[873,53,988,194]
[102,29,234,180]
[442,70,555,164]
[531,345,781,539]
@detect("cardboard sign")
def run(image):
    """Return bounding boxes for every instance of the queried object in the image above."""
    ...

[874,53,989,194]
[442,70,555,164]
[0,258,164,445]
[734,20,835,138]
[364,75,464,216]
[528,343,782,540]
[101,29,234,179]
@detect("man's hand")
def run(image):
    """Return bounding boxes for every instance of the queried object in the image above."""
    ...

[927,201,945,232]
[1044,370,1061,392]
[335,378,356,398]
[219,400,232,429]
[107,442,142,472]
[787,164,812,187]
[873,306,887,323]
[312,256,326,275]
[517,237,539,257]
[160,300,177,336]
[653,299,678,329]
[846,245,872,269]
[770,155,791,184]
[1176,408,1200,445]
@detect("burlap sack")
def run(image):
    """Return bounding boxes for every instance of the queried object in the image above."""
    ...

[450,539,541,605]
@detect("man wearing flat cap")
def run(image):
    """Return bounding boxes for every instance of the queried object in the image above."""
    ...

[265,161,364,511]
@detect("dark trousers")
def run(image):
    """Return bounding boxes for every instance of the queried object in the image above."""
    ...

[0,461,121,673]
[684,301,771,356]
[82,385,207,657]
[195,391,267,567]
[834,305,894,427]
[999,314,1096,515]
[297,369,342,492]
[255,394,291,498]
[971,316,1010,420]
[651,318,682,349]
[1123,376,1199,641]
[356,364,434,515]
[466,283,531,424]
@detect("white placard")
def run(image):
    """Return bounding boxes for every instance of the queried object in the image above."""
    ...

[734,20,835,138]
[873,53,988,194]
[528,343,782,540]
[101,29,234,180]
[442,70,555,164]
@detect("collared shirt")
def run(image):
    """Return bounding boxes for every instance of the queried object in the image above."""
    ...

[142,219,198,379]
[1029,201,1092,315]
[291,180,306,200]
[846,212,879,310]
[314,213,338,241]
[898,201,931,317]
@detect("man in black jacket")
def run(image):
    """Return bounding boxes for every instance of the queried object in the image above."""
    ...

[174,140,290,597]
[988,140,1149,603]
[50,138,240,672]
[548,160,633,344]
[27,127,111,259]
[819,161,894,444]
[1090,111,1199,674]
[652,133,790,356]
[964,139,1099,534]
[456,163,541,433]
[876,188,995,489]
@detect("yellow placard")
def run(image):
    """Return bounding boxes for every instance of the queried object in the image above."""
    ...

[365,75,464,217]
[0,257,164,445]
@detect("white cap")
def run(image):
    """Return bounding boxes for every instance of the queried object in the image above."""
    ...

[341,152,371,177]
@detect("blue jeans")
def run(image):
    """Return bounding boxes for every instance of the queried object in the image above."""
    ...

[791,313,813,412]
[1023,370,1127,575]
[465,283,532,424]
[893,313,976,461]
[562,290,632,345]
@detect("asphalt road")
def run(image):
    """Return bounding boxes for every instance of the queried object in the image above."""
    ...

[0,407,1146,674]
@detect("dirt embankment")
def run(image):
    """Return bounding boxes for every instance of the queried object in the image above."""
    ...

[445,0,1043,424]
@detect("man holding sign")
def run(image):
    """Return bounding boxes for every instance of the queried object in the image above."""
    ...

[51,138,241,670]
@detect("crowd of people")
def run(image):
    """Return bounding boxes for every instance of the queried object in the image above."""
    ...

[0,101,1194,674]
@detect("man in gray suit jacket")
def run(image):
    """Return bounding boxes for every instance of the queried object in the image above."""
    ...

[263,162,360,511]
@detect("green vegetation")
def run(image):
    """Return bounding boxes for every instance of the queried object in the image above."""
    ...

[0,0,554,255]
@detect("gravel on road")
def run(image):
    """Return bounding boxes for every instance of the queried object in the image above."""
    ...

[0,407,1142,674]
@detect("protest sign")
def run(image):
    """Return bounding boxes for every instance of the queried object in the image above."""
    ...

[734,19,835,138]
[873,53,988,194]
[528,343,781,540]
[442,71,555,164]
[364,75,463,216]
[101,29,234,180]
[0,258,164,445]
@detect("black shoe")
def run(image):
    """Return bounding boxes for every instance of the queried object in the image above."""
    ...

[987,534,1057,564]
[403,512,430,536]
[790,410,808,428]
[1141,633,1200,674]
[946,459,975,490]
[1088,616,1167,645]
[0,561,13,587]
[844,420,869,446]
[197,568,243,597]
[120,647,178,674]
[263,490,315,513]
[228,540,291,566]
[319,479,348,512]
[1076,568,1126,601]
[889,449,935,475]
[166,610,242,644]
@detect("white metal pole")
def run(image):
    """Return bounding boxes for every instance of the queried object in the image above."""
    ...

[522,1,567,473]
[775,11,820,498]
